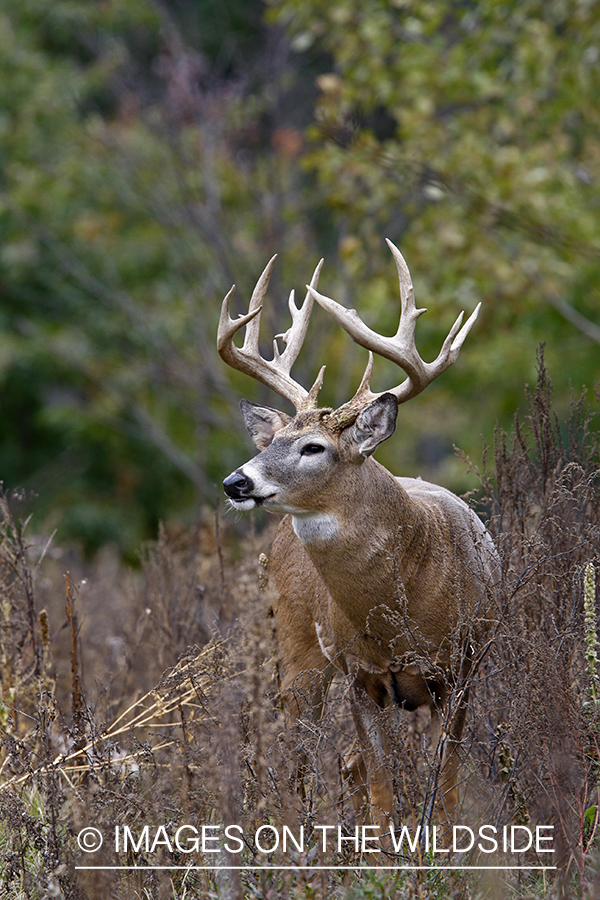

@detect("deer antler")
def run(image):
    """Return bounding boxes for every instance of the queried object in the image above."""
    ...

[217,255,326,412]
[218,241,480,424]
[307,238,481,426]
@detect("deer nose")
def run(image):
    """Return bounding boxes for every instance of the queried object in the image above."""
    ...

[223,469,254,500]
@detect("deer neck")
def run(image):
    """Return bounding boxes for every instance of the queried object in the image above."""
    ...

[291,458,417,586]
[289,459,429,666]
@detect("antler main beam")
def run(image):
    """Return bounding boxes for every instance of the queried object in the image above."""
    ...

[217,256,325,412]
[307,239,481,424]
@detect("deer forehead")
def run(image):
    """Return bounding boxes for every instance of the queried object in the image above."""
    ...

[272,413,339,446]
[282,408,335,434]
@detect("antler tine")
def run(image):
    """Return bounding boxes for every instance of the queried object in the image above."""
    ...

[241,254,277,356]
[389,236,481,374]
[217,256,325,412]
[217,255,275,372]
[308,239,481,417]
[386,238,427,347]
[274,259,324,375]
[444,302,482,363]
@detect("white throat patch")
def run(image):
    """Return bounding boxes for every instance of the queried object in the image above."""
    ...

[292,513,339,544]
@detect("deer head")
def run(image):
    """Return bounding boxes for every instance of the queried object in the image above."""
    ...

[219,239,480,513]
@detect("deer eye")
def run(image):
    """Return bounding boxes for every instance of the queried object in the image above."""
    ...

[301,443,325,456]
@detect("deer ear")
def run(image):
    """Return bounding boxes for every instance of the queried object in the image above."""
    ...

[240,399,292,450]
[350,394,398,457]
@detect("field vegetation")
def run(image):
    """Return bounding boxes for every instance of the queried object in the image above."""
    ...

[0,360,598,899]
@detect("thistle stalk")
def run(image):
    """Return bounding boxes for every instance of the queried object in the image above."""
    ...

[584,563,598,704]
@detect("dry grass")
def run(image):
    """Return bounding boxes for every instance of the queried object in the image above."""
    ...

[0,354,598,899]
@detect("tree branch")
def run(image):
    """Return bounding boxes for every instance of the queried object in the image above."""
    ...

[544,292,600,347]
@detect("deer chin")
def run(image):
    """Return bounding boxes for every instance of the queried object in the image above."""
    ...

[229,493,287,513]
[228,494,276,511]
[227,497,258,511]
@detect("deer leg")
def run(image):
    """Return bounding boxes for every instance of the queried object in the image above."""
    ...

[349,680,394,843]
[430,690,469,841]
[273,583,336,821]
[343,745,370,825]
[280,659,334,726]
[280,657,334,806]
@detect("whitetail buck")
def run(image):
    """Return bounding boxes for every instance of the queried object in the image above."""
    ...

[219,239,499,841]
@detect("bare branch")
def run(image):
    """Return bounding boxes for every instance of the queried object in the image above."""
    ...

[545,292,600,347]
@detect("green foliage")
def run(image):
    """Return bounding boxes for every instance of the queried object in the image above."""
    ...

[268,0,600,470]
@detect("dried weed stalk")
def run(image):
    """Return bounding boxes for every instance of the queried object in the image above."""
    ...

[0,352,598,900]
[463,349,600,896]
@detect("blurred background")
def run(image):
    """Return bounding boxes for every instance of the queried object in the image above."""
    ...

[0,0,598,559]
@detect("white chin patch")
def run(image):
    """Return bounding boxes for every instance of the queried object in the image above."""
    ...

[230,498,258,511]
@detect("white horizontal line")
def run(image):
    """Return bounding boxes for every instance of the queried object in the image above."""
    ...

[75,865,557,871]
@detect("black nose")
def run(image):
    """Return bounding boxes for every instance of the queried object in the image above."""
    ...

[223,470,254,500]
